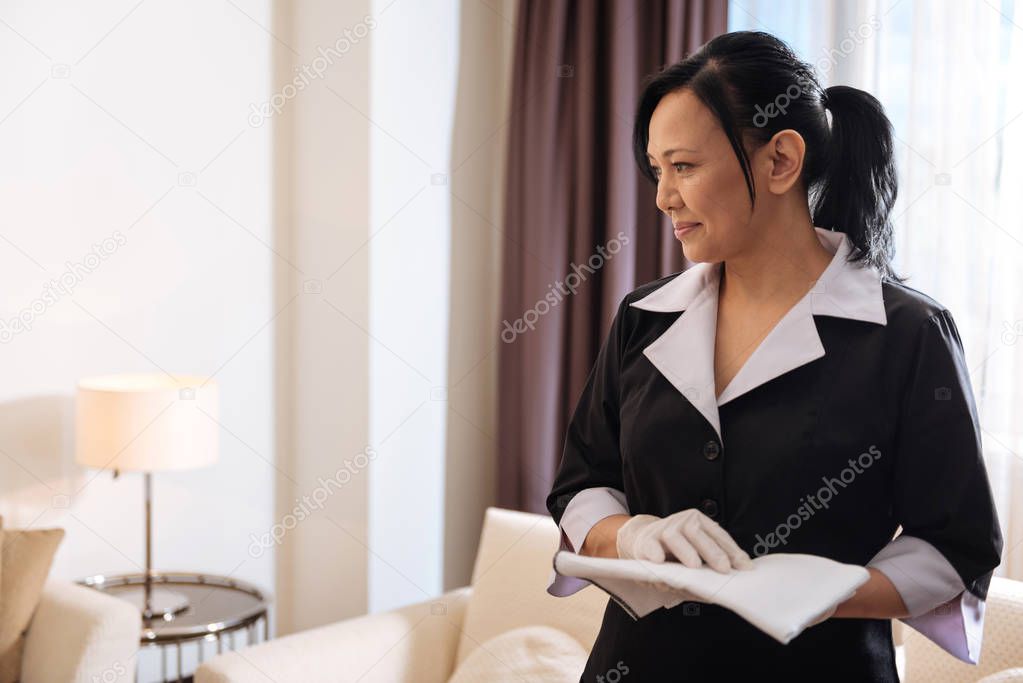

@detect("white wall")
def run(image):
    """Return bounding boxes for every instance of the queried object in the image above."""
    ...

[367,0,459,613]
[0,1,514,671]
[443,0,516,592]
[0,1,275,681]
[272,0,373,633]
[366,0,516,611]
[279,0,513,622]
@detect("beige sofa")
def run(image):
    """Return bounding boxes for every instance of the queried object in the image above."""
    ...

[20,578,140,683]
[196,507,1023,682]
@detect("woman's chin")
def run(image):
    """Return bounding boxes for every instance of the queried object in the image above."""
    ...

[680,243,707,263]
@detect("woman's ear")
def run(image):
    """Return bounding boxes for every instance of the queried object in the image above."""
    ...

[763,129,806,195]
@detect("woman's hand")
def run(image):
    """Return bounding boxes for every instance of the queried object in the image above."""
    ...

[615,509,755,573]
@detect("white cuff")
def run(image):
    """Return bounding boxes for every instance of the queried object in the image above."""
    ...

[547,528,593,596]
[560,487,629,552]
[868,534,984,663]
[547,487,629,598]
[900,590,985,664]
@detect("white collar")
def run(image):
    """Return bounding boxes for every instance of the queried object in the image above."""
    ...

[628,227,886,443]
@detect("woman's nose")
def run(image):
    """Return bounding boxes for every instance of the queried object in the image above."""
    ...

[656,181,681,216]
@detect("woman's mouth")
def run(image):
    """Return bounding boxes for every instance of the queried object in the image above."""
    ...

[673,222,701,238]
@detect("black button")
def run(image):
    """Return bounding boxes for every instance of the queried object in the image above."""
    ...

[700,498,718,518]
[702,440,720,460]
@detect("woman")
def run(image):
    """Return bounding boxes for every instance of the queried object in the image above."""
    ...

[545,31,1003,680]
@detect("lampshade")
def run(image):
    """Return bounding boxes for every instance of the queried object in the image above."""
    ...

[75,373,219,472]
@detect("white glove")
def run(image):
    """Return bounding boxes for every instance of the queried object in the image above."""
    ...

[616,509,755,576]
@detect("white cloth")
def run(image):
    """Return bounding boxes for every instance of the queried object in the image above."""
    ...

[552,486,984,663]
[553,550,869,645]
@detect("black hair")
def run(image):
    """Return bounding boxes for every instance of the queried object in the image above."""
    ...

[632,30,904,282]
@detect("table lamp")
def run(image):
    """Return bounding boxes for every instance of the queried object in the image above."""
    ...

[75,373,219,620]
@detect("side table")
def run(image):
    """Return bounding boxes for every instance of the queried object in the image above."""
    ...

[78,571,270,683]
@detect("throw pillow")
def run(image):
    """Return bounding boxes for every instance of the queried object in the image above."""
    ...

[0,523,65,683]
[447,625,587,683]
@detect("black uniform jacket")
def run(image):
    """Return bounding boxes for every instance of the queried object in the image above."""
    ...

[545,228,1003,681]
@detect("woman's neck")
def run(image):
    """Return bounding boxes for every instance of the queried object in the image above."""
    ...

[719,224,835,308]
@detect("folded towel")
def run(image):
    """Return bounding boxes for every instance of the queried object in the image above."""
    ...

[553,551,870,644]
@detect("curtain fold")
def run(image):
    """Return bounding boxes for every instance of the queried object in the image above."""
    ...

[497,0,729,513]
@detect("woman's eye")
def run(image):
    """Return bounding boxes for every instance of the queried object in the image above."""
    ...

[650,163,691,179]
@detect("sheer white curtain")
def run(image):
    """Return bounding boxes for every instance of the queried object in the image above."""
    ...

[731,0,1023,581]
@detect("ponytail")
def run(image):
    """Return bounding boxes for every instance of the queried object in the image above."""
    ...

[812,85,902,281]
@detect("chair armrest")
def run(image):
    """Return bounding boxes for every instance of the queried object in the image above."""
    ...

[22,579,141,683]
[195,586,472,683]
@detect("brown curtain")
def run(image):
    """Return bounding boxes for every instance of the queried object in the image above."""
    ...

[497,0,729,513]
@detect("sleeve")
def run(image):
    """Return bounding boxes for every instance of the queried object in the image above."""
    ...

[546,487,629,596]
[867,534,984,663]
[869,309,1003,664]
[544,296,632,597]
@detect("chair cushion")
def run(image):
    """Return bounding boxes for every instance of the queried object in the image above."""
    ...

[0,518,65,683]
[454,508,606,666]
[447,626,586,683]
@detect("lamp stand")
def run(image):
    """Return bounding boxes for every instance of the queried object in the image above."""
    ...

[118,472,191,620]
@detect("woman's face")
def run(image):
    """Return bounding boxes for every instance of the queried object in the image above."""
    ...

[646,88,769,264]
